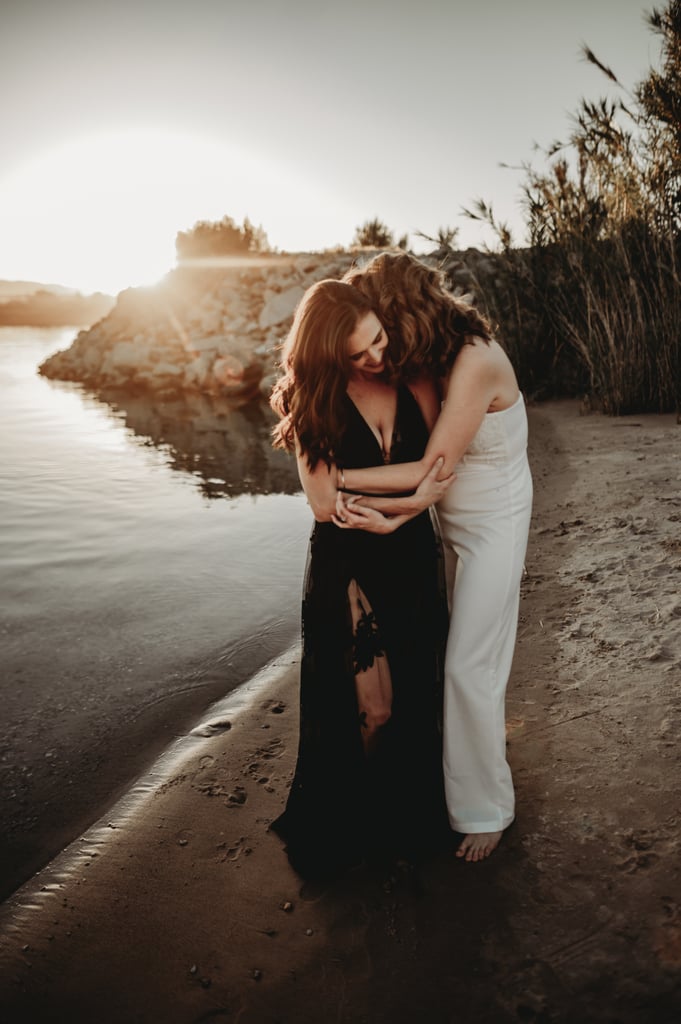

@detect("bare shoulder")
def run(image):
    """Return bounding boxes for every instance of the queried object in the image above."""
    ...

[456,336,502,362]
[489,337,516,368]
[450,337,498,380]
[487,339,520,407]
[448,338,518,410]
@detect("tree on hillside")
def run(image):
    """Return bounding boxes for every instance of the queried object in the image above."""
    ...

[352,218,394,248]
[176,215,270,260]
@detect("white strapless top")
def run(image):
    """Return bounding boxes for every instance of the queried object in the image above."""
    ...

[458,392,528,468]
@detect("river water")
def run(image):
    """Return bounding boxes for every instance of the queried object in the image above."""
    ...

[0,327,310,899]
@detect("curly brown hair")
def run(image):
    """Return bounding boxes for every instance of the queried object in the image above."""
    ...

[343,251,492,379]
[270,279,375,468]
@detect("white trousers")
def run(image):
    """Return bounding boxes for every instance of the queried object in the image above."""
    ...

[437,445,532,834]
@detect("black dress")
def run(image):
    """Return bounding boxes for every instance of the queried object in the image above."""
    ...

[272,384,450,877]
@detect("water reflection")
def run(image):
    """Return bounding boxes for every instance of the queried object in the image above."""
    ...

[1,328,311,901]
[95,386,301,499]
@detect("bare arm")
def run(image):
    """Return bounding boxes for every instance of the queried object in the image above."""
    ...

[339,458,454,517]
[332,457,457,533]
[296,447,338,522]
[342,341,501,493]
[331,503,414,535]
[343,494,430,516]
[295,445,420,532]
[295,391,449,526]
[298,444,452,524]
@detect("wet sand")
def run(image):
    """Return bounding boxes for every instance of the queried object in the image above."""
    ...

[1,400,680,1023]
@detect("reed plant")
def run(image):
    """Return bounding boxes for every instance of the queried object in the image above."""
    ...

[464,1,681,415]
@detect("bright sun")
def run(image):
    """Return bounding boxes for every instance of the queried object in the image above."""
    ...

[0,128,356,296]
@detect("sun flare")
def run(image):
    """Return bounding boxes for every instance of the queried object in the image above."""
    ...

[0,128,356,296]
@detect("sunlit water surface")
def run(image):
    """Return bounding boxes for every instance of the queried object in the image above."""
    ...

[0,327,310,895]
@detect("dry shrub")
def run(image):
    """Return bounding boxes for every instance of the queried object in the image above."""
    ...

[462,3,681,416]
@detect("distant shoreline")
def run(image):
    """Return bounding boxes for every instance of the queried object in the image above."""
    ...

[0,286,114,327]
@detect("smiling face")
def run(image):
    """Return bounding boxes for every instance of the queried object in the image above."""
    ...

[346,311,388,378]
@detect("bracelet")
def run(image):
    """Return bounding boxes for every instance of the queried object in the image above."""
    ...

[339,467,346,489]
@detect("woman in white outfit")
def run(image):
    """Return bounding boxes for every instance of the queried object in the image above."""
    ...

[332,253,533,862]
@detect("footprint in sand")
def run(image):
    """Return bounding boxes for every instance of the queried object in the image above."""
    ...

[227,786,247,806]
[258,737,285,761]
[220,836,250,862]
[243,761,274,788]
[261,699,287,714]
[190,718,232,738]
[618,829,662,872]
[195,765,232,798]
[619,852,660,873]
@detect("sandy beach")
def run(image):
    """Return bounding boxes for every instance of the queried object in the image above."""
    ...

[1,399,680,1023]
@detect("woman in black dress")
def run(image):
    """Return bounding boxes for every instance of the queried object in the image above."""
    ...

[270,279,451,878]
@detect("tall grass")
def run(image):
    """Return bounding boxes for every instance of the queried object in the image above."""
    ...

[469,216,681,415]
[462,4,681,416]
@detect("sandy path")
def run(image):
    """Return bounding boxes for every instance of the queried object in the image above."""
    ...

[0,400,680,1023]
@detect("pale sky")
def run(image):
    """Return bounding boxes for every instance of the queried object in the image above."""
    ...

[0,0,660,294]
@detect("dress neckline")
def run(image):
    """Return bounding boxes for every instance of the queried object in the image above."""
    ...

[345,383,408,465]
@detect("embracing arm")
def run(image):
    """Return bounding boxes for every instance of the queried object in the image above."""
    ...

[295,430,449,531]
[334,457,453,531]
[341,341,500,494]
[296,447,417,533]
[296,447,338,522]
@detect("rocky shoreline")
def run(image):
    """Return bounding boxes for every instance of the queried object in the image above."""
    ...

[38,253,355,402]
[38,249,501,403]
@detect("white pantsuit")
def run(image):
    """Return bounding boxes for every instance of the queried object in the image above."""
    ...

[436,393,533,834]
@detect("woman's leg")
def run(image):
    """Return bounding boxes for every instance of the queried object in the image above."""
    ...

[347,579,392,755]
[441,490,530,853]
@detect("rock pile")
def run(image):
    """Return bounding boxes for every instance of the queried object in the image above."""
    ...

[39,249,501,403]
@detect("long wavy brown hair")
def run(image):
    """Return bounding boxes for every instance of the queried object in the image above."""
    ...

[270,279,375,468]
[343,251,492,379]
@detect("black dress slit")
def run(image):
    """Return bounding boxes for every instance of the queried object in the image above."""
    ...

[271,385,450,877]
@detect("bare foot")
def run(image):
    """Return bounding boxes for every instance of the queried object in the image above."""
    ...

[455,831,503,862]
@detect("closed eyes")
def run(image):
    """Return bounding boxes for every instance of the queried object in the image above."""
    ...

[349,329,384,361]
